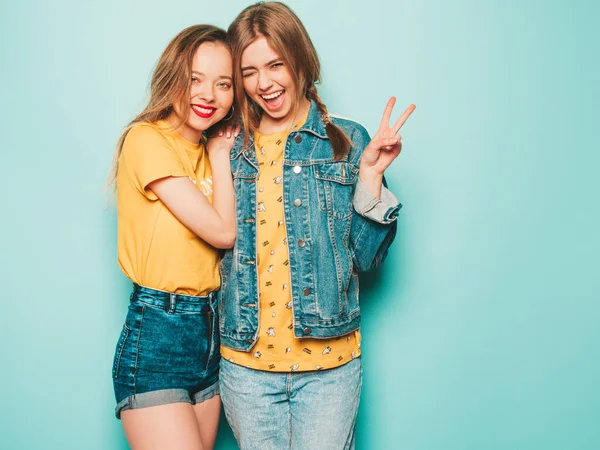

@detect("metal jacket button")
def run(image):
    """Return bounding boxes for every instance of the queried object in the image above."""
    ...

[293,165,302,174]
[294,135,302,143]
[303,327,311,335]
[303,288,311,296]
[293,199,302,207]
[298,239,306,247]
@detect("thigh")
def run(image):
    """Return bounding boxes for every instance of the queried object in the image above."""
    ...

[219,359,290,450]
[121,402,203,450]
[193,395,221,450]
[290,358,362,450]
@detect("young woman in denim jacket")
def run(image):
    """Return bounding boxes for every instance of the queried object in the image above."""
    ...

[109,25,238,449]
[219,2,415,448]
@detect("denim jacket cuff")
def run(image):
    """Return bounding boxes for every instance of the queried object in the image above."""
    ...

[352,179,401,224]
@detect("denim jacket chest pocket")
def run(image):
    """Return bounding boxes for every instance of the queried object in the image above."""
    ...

[314,161,359,220]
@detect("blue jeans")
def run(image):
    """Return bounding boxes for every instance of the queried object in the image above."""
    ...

[220,357,362,449]
[112,284,220,418]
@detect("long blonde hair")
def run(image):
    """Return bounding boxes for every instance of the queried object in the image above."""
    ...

[228,1,351,159]
[108,25,233,187]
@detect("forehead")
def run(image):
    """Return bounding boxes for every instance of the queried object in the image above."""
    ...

[241,36,280,66]
[192,41,232,72]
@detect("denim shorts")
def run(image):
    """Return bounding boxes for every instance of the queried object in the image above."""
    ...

[112,284,220,418]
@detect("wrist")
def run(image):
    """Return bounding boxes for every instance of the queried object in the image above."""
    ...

[207,146,230,160]
[358,168,383,199]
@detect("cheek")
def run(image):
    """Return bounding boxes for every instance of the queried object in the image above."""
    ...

[243,78,257,97]
[218,90,234,109]
[189,84,200,98]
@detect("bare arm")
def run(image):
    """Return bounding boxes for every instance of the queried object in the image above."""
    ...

[207,141,236,245]
[148,132,236,249]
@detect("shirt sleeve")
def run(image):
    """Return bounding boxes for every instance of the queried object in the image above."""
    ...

[352,178,401,224]
[121,124,188,200]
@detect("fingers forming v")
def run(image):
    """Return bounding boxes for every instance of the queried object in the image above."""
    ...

[392,104,416,135]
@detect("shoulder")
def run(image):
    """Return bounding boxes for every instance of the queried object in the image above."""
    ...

[330,114,371,164]
[230,129,249,159]
[330,115,370,140]
[124,122,169,146]
[122,122,173,158]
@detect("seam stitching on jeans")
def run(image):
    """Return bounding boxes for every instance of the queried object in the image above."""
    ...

[288,396,292,450]
[132,304,145,399]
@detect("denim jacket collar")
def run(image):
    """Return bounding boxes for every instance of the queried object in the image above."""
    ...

[231,100,328,160]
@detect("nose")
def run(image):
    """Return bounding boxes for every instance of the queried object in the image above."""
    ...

[195,83,215,103]
[257,71,272,92]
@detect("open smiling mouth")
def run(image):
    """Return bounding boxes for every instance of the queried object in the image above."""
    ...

[261,90,285,110]
[191,104,216,118]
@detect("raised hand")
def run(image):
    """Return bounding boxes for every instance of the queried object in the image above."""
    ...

[358,97,415,199]
[206,124,240,155]
[360,97,415,175]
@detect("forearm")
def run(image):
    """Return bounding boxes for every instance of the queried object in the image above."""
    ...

[209,152,236,233]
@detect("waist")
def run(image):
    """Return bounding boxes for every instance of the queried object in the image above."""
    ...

[131,283,217,314]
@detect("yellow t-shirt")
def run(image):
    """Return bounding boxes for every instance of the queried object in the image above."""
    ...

[116,120,220,296]
[221,125,361,372]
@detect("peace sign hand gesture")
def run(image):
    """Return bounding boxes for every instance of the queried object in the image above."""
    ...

[359,97,415,198]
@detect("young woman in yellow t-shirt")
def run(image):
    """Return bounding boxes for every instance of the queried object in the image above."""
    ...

[109,25,237,449]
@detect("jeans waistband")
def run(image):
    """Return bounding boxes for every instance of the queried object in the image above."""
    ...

[131,283,216,314]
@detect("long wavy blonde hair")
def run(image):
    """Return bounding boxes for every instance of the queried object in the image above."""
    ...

[108,24,234,188]
[228,2,351,159]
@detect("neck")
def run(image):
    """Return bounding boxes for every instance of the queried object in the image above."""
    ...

[258,98,310,135]
[166,113,203,144]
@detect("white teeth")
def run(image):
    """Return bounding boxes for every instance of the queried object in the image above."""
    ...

[192,105,215,114]
[262,91,284,100]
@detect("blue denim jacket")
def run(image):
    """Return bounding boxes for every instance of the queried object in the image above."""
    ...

[219,101,400,351]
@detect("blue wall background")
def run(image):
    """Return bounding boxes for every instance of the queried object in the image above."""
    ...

[1,0,599,448]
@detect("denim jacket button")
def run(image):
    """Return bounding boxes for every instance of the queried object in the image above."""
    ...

[303,288,311,296]
[298,239,306,247]
[293,165,302,174]
[294,135,302,143]
[293,199,302,207]
[303,327,311,335]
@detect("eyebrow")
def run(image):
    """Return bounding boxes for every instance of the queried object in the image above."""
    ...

[191,70,232,81]
[241,58,282,72]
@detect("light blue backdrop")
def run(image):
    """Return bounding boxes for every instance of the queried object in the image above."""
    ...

[1,0,599,448]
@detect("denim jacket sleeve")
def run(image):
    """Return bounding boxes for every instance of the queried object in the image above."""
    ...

[346,122,401,272]
[353,179,400,224]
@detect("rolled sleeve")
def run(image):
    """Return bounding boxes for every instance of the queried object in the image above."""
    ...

[352,179,401,224]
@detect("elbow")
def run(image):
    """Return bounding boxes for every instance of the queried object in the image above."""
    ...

[213,228,236,249]
[221,232,237,249]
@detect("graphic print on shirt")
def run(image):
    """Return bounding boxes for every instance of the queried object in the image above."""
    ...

[219,127,361,371]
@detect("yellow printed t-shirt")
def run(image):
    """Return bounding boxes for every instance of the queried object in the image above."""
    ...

[116,120,220,296]
[221,126,361,372]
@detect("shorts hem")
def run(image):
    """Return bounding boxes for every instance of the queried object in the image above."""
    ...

[115,382,220,419]
[115,388,191,419]
[193,380,220,404]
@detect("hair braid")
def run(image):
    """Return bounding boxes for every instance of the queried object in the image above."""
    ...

[306,85,351,160]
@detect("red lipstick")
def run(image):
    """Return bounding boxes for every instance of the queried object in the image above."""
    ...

[191,104,216,118]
